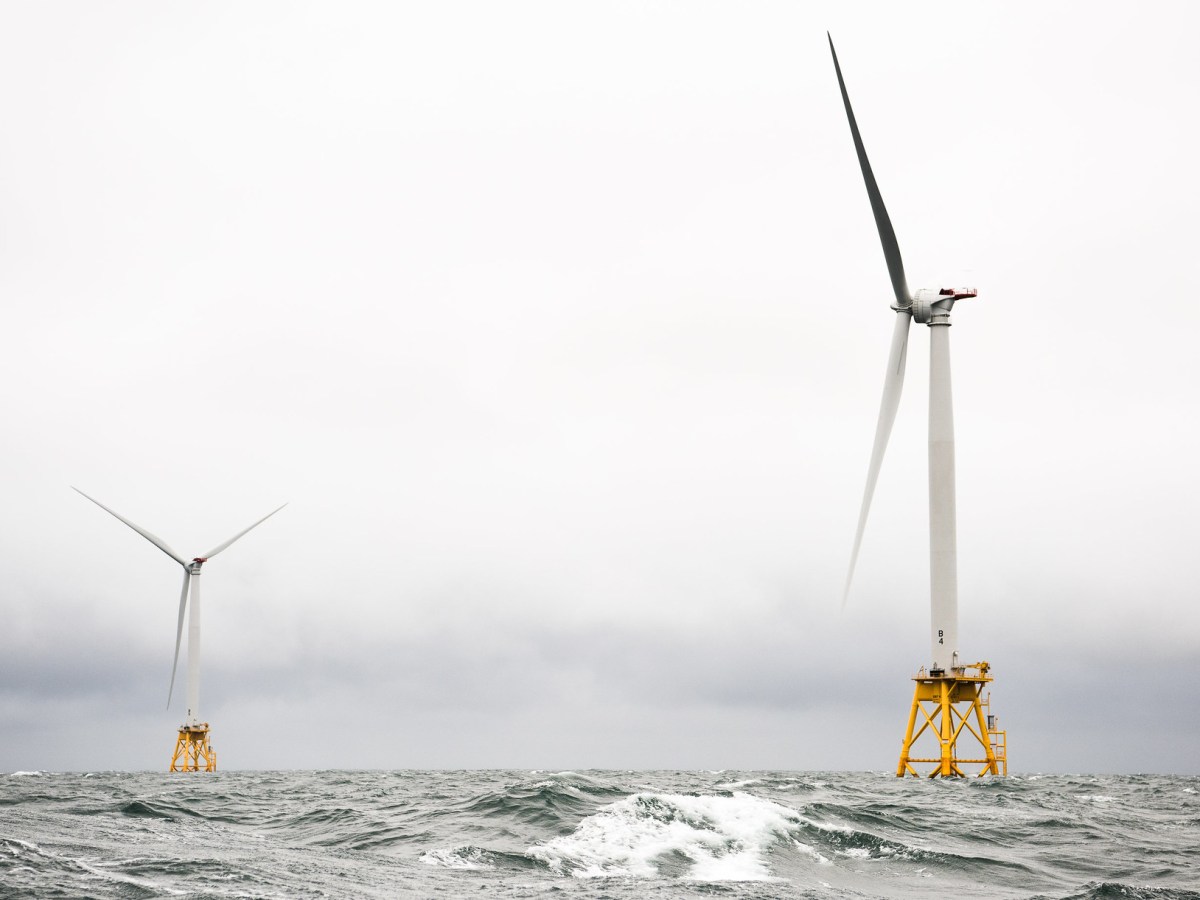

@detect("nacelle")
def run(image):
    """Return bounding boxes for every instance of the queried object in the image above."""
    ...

[940,287,977,300]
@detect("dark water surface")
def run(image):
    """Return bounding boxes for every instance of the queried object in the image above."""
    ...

[2,769,1198,898]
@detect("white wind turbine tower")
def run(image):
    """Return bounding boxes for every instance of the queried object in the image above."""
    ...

[828,35,1007,777]
[74,487,285,772]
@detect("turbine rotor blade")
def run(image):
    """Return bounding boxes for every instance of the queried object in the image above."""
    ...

[843,311,912,606]
[72,487,189,567]
[828,33,911,310]
[202,503,287,560]
[167,568,190,708]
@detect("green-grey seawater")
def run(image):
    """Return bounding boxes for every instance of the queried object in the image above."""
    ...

[2,770,1198,898]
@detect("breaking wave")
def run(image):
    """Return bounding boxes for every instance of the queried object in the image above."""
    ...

[527,790,802,880]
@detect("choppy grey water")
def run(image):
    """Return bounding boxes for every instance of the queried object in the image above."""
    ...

[2,770,1198,899]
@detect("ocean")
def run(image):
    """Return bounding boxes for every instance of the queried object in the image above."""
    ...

[2,769,1197,899]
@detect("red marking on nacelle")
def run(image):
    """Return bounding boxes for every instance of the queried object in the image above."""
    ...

[940,287,978,299]
[193,557,208,564]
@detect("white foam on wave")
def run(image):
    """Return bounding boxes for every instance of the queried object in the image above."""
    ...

[8,771,46,777]
[5,838,43,857]
[793,839,832,865]
[4,837,185,896]
[527,791,801,881]
[73,856,188,896]
[419,847,494,870]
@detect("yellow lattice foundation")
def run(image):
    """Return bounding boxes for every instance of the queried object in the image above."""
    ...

[897,662,1007,777]
[169,724,217,772]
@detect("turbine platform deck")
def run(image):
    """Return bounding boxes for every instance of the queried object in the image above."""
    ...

[170,723,217,772]
[897,662,1006,777]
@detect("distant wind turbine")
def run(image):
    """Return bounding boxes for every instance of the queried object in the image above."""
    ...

[73,487,285,772]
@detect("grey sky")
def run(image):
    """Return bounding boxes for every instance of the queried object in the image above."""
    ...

[2,1,1198,773]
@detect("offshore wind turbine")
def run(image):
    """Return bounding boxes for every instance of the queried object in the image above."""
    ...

[828,35,1007,776]
[74,487,285,772]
